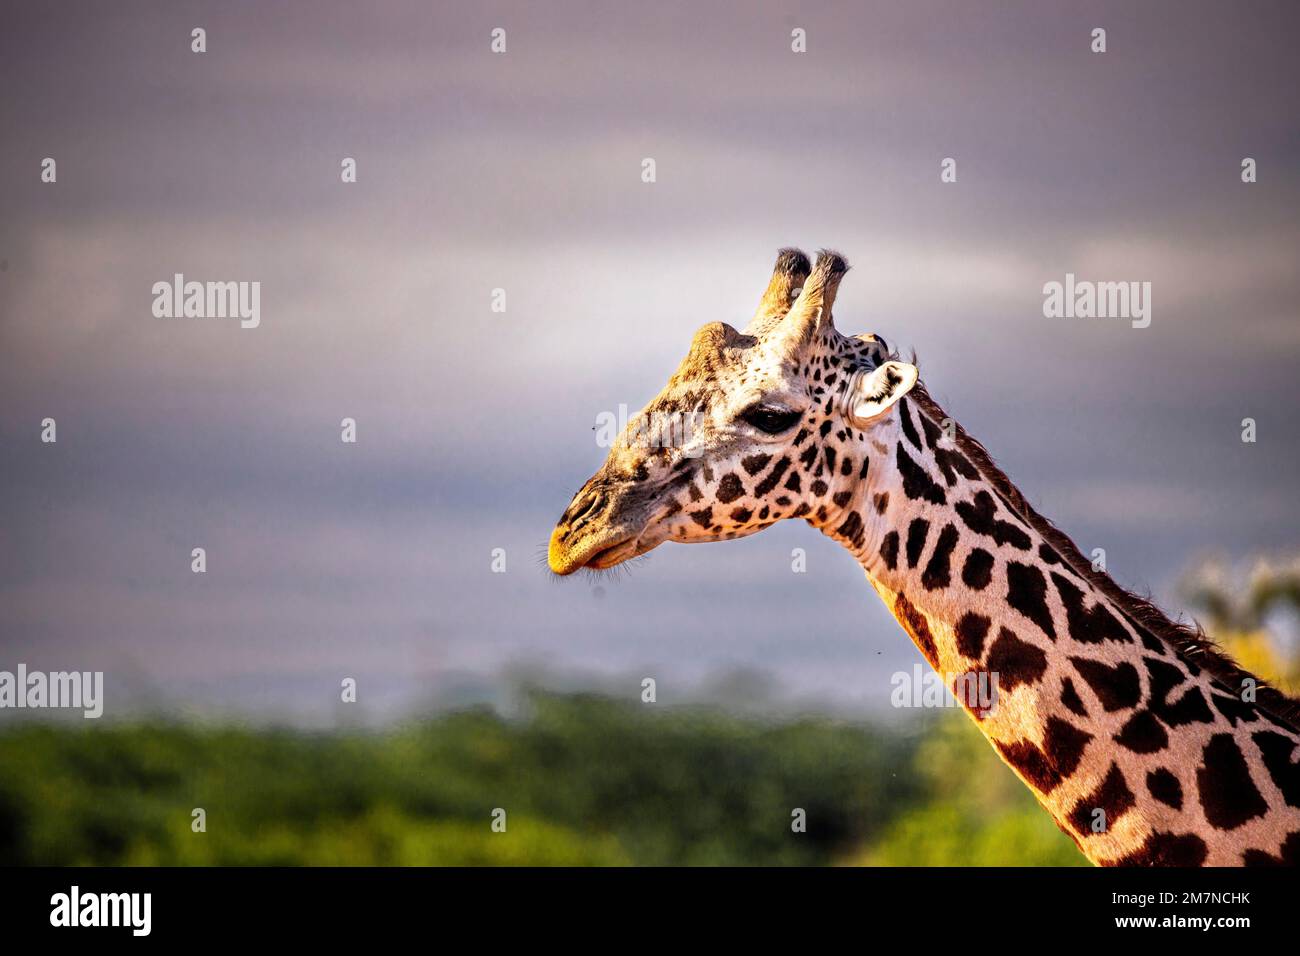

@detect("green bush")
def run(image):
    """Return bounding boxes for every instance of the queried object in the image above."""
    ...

[0,691,1084,866]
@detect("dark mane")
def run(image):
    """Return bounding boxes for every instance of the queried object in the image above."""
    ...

[908,379,1300,730]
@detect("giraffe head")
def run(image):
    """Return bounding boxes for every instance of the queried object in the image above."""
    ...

[548,248,919,574]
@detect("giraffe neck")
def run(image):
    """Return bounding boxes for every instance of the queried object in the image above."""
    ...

[822,392,1300,866]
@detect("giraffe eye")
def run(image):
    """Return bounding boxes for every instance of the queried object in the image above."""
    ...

[740,405,801,434]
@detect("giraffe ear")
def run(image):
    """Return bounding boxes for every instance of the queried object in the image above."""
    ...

[846,361,918,425]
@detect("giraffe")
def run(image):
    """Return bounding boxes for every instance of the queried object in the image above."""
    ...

[548,248,1300,866]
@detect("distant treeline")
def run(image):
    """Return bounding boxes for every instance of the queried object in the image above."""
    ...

[0,690,1084,866]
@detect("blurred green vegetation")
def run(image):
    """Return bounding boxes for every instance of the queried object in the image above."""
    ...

[854,715,1085,866]
[5,558,1296,865]
[0,689,1084,866]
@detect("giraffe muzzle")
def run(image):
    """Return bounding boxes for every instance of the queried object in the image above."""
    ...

[548,521,642,575]
[549,480,664,575]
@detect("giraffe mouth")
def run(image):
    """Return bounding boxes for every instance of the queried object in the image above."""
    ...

[581,521,673,571]
[550,519,670,575]
[550,495,675,575]
[585,537,640,570]
[548,526,641,575]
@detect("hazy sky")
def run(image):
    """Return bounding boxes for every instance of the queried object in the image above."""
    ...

[2,1,1298,722]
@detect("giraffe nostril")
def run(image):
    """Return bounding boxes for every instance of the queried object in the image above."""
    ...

[568,493,607,534]
[569,495,597,522]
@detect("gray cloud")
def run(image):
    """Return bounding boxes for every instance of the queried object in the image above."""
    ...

[1,0,1297,719]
